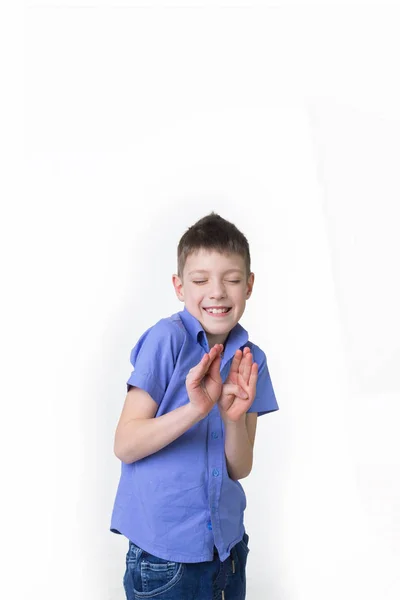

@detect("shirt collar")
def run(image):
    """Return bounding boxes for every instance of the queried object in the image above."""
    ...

[178,306,249,364]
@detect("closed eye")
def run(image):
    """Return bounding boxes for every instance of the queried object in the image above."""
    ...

[193,280,241,284]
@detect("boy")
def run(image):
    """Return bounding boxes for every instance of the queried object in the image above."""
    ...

[110,212,279,600]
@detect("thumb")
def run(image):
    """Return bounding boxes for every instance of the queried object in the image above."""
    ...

[223,383,248,399]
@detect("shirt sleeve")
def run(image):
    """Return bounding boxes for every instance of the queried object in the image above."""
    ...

[247,344,279,417]
[126,319,184,405]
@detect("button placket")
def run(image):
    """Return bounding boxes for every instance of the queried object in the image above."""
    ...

[207,411,224,550]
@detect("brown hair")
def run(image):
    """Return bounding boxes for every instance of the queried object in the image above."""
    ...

[177,212,251,279]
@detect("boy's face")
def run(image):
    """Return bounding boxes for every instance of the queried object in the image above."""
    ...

[172,249,254,347]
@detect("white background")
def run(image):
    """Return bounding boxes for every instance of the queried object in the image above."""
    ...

[2,1,400,599]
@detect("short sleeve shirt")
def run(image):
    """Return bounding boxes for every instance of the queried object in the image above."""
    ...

[110,307,279,563]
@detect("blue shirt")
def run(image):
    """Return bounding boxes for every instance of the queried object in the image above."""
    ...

[110,307,279,563]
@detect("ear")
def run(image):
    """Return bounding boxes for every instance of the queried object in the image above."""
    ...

[172,274,185,302]
[245,272,255,300]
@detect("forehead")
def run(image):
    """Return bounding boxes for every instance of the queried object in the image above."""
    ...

[184,249,245,275]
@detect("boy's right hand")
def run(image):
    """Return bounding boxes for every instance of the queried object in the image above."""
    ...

[186,344,224,419]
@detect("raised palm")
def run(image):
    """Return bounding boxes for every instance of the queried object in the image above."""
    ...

[186,344,224,418]
[218,347,258,422]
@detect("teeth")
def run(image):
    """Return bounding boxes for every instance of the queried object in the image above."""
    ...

[206,308,229,314]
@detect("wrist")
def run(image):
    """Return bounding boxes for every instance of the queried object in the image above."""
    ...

[221,412,247,427]
[186,401,208,423]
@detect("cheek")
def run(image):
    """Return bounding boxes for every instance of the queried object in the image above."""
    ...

[187,290,203,303]
[234,291,247,304]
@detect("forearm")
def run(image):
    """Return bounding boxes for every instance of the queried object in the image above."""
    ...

[115,403,203,464]
[223,415,253,480]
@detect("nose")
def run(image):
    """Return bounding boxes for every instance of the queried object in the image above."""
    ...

[209,280,227,300]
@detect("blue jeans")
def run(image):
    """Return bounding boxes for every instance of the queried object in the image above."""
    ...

[123,532,250,600]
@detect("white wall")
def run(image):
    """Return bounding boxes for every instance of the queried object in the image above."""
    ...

[4,2,399,599]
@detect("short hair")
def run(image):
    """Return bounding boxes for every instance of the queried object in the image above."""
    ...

[177,212,251,279]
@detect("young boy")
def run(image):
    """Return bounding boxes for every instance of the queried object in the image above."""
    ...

[110,212,279,600]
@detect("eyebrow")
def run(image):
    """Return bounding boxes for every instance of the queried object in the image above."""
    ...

[188,269,244,275]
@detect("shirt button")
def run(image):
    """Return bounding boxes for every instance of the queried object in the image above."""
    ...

[207,521,212,530]
[211,431,218,439]
[212,468,220,477]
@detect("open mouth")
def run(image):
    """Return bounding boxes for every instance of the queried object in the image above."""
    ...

[203,307,232,315]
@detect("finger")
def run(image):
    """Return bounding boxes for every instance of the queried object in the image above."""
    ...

[223,383,248,399]
[206,345,222,364]
[208,351,222,380]
[186,353,212,384]
[208,346,223,371]
[229,349,242,375]
[189,345,223,385]
[210,344,224,359]
[248,362,258,397]
[240,351,253,385]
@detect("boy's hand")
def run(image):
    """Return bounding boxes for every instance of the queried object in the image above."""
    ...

[218,347,258,423]
[186,344,224,419]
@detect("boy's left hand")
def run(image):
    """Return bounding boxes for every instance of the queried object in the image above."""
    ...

[218,347,258,423]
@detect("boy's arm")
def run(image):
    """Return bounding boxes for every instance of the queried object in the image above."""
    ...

[115,344,224,464]
[224,412,258,480]
[114,387,203,464]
